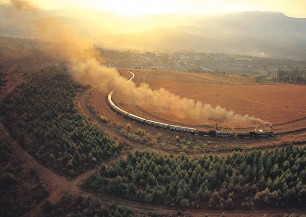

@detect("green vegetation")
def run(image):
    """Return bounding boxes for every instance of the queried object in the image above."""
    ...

[274,68,306,84]
[0,69,121,177]
[0,69,7,89]
[85,146,305,210]
[256,75,273,83]
[87,104,109,123]
[40,194,162,217]
[120,124,205,150]
[121,124,154,145]
[0,134,48,217]
[175,136,194,148]
[257,68,306,84]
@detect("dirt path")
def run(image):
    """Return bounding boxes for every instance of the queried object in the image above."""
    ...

[76,88,189,155]
[0,73,22,101]
[78,88,221,155]
[82,185,306,217]
[79,86,306,156]
[0,75,105,216]
[74,89,306,216]
[1,74,304,217]
[112,70,306,136]
[1,117,127,217]
[0,121,102,215]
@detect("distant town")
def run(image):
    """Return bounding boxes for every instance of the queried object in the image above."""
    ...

[101,49,306,76]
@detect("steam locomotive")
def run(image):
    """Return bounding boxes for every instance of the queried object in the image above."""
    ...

[107,91,274,139]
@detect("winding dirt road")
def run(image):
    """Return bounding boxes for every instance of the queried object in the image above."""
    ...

[1,73,305,217]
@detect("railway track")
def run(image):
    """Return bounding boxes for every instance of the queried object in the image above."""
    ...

[107,71,276,139]
[108,71,306,138]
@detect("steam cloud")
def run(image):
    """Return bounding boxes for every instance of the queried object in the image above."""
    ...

[10,0,37,10]
[120,82,271,128]
[8,0,271,128]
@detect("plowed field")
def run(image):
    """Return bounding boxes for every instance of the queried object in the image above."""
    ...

[113,69,306,132]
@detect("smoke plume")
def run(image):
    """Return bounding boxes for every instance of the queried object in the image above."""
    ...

[10,0,37,10]
[7,0,270,128]
[120,81,270,128]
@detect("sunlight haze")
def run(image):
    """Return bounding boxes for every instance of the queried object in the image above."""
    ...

[0,0,306,18]
[0,0,306,215]
[9,0,306,17]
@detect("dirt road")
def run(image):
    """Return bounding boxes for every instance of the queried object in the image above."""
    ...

[1,73,304,217]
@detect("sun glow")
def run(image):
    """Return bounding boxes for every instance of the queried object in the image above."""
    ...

[94,0,180,16]
[84,0,265,16]
[6,0,306,18]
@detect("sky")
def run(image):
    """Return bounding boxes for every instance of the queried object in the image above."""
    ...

[5,0,306,17]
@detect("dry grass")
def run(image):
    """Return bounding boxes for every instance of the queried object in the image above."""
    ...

[117,69,306,130]
[86,68,306,152]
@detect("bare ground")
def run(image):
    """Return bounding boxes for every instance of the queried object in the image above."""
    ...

[116,69,306,129]
[1,72,305,217]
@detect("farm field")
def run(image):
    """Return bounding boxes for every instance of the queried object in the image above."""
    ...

[114,69,306,132]
[85,68,306,153]
[1,1,306,215]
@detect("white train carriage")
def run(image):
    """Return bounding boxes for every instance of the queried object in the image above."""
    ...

[127,114,146,123]
[153,121,169,129]
[216,131,233,137]
[144,120,155,126]
[168,125,181,131]
[106,72,275,139]
[184,127,197,133]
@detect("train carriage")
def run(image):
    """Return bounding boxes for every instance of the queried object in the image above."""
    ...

[107,81,274,139]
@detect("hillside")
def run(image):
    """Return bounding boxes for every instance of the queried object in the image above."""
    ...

[1,4,306,60]
[99,12,306,60]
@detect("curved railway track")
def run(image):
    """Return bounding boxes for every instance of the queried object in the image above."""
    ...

[107,71,275,139]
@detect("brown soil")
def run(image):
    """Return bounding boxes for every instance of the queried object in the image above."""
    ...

[1,71,305,217]
[85,68,306,153]
[116,69,306,130]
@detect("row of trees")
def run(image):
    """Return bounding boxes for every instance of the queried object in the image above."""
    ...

[0,65,7,89]
[0,133,49,217]
[40,194,159,217]
[85,146,306,210]
[0,69,121,177]
[274,68,306,84]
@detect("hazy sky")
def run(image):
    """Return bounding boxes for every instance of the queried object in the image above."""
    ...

[2,0,306,18]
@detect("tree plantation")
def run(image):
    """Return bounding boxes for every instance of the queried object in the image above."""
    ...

[1,26,306,217]
[0,68,121,177]
[39,194,162,217]
[0,134,49,216]
[85,146,306,209]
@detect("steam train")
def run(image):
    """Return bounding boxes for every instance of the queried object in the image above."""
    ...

[107,91,274,139]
